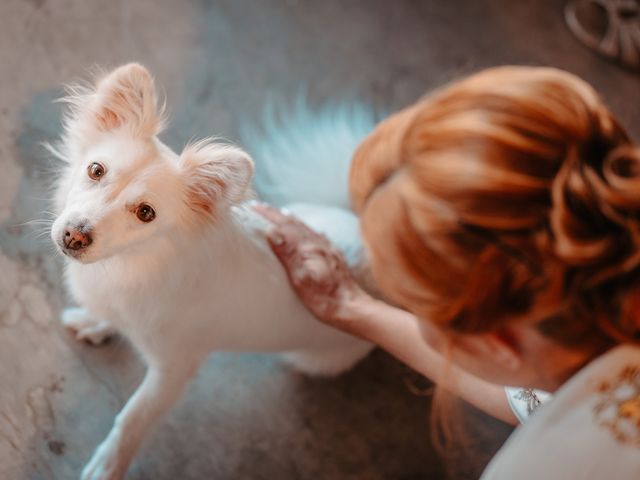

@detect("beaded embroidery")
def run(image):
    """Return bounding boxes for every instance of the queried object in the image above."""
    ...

[514,388,544,416]
[593,365,640,447]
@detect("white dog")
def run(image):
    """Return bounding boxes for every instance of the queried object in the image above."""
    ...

[50,63,375,479]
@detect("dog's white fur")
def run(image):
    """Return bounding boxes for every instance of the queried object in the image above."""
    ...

[50,63,375,480]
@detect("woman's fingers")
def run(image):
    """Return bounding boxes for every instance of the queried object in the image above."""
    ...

[255,203,331,252]
[253,203,322,237]
[265,230,295,261]
[251,203,291,226]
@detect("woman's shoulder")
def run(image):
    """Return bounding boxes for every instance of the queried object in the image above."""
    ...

[483,345,640,480]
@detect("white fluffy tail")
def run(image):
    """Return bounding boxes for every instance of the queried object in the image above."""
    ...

[241,97,378,209]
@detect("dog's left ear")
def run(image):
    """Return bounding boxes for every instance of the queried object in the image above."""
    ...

[180,141,254,219]
[87,63,162,138]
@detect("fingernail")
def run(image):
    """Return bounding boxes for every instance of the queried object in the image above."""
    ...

[270,233,285,246]
[280,207,291,216]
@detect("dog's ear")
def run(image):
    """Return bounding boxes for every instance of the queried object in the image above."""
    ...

[88,63,162,137]
[180,141,254,220]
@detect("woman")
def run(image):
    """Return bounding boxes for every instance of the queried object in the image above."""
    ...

[254,66,640,478]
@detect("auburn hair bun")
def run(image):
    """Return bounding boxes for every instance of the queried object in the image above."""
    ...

[349,66,640,346]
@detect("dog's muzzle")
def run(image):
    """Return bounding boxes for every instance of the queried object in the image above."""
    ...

[61,221,93,254]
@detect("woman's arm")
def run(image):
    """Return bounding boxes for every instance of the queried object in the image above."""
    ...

[345,295,518,425]
[254,204,518,426]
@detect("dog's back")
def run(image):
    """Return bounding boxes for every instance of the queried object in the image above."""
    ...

[186,202,373,375]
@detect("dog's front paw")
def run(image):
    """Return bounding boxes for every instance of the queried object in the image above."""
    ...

[81,439,126,480]
[61,308,115,346]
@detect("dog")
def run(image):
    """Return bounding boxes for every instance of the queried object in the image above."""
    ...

[50,63,375,479]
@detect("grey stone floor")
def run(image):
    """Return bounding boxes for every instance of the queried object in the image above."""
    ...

[0,1,638,479]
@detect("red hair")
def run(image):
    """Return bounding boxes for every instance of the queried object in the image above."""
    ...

[350,66,640,349]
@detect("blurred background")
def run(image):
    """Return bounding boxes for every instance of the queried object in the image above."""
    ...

[0,1,637,479]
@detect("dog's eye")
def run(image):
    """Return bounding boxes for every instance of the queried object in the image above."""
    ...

[88,162,106,181]
[136,203,156,223]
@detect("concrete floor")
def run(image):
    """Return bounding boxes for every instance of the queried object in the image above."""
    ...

[0,1,638,479]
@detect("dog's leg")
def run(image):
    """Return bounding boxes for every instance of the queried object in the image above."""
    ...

[61,307,116,346]
[81,358,200,480]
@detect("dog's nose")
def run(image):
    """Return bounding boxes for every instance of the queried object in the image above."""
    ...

[63,225,93,251]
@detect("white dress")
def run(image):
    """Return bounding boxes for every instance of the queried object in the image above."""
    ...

[482,345,640,480]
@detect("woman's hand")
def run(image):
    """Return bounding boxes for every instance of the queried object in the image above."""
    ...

[252,203,370,330]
